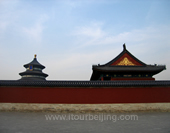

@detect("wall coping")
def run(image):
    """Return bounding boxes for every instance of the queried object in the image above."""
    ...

[0,103,170,113]
[1,80,170,87]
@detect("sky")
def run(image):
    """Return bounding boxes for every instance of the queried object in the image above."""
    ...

[0,0,170,80]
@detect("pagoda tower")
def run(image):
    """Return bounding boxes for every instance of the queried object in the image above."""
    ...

[90,44,166,81]
[19,55,48,81]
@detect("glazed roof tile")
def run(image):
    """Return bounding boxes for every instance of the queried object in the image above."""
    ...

[24,57,45,69]
[19,70,48,77]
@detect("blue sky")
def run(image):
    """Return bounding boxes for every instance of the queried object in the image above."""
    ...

[0,0,170,80]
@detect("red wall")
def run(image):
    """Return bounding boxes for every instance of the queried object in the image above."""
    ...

[0,86,170,103]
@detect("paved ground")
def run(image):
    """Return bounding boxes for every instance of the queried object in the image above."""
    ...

[0,111,170,133]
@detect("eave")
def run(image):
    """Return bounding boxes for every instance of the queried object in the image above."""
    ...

[19,70,48,77]
[93,65,166,75]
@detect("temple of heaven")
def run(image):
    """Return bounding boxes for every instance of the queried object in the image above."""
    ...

[19,54,48,81]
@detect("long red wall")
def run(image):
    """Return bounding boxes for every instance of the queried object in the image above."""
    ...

[0,86,170,103]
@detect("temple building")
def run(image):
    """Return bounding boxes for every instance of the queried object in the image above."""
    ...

[0,45,170,105]
[19,55,48,81]
[90,44,166,81]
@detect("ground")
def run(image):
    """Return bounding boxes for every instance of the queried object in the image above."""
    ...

[0,111,170,133]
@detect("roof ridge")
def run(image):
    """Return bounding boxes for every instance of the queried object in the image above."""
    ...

[103,44,146,66]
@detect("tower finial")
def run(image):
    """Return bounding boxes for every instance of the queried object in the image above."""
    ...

[34,54,37,58]
[123,43,126,50]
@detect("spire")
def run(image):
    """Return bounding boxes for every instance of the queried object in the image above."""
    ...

[34,54,37,58]
[123,43,126,50]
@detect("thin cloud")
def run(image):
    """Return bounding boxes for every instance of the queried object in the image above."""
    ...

[73,22,105,38]
[23,24,43,43]
[72,24,170,47]
[0,0,19,33]
[22,14,49,43]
